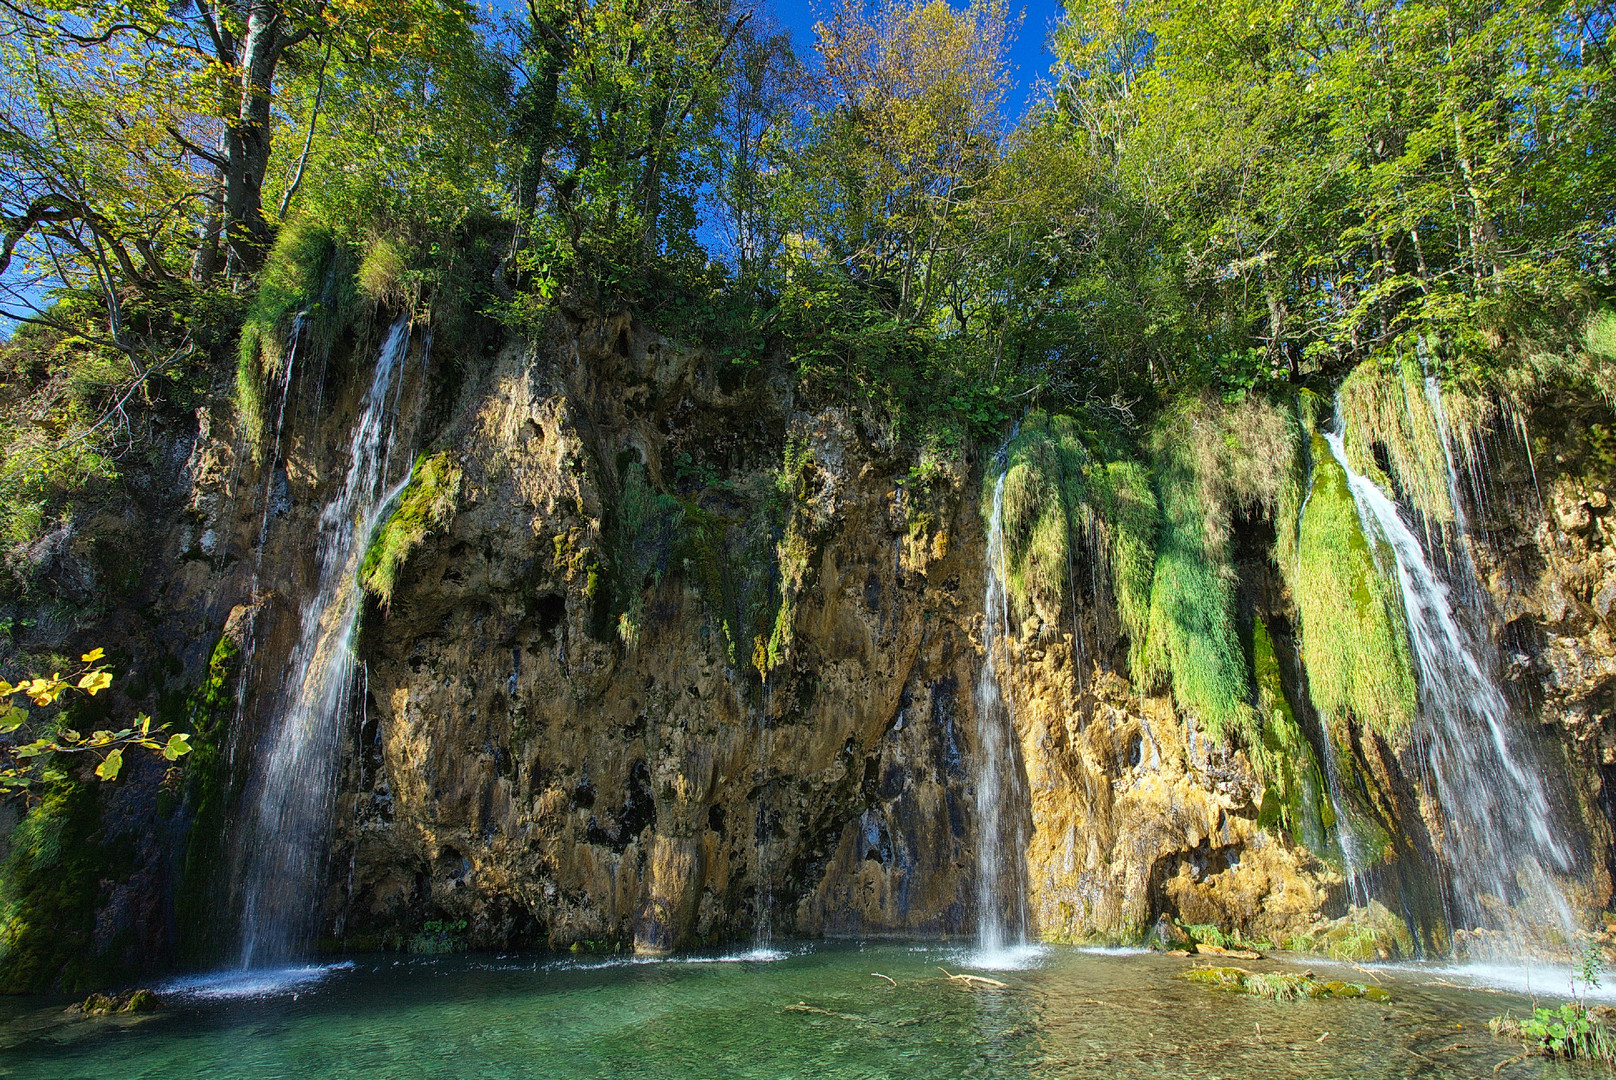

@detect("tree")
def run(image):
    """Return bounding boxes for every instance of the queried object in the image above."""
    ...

[0,0,479,312]
[513,0,751,296]
[799,0,1016,325]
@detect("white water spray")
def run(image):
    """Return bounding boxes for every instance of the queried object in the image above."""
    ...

[1323,431,1578,955]
[235,318,414,968]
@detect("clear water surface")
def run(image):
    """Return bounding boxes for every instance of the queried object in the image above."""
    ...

[0,942,1601,1079]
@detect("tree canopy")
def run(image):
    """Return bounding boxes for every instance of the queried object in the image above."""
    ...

[0,0,1610,509]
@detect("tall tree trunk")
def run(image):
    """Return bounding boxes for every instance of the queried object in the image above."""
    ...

[223,3,289,278]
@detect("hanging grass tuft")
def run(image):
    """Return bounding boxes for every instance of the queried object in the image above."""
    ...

[1294,434,1418,746]
[985,410,1160,673]
[1141,395,1302,741]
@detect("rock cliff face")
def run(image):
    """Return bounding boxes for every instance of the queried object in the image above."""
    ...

[236,314,1616,955]
[8,311,1613,987]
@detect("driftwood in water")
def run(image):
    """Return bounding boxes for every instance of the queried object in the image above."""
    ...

[938,967,1008,988]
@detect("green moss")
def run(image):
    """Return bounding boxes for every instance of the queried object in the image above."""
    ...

[1295,434,1418,746]
[359,452,463,608]
[1141,395,1302,741]
[610,462,684,649]
[1181,966,1390,1001]
[1335,356,1457,525]
[677,494,779,676]
[1249,617,1331,854]
[173,633,243,962]
[0,776,125,993]
[357,236,410,307]
[985,410,1160,672]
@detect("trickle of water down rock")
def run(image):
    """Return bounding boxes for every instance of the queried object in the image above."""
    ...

[1324,430,1579,957]
[973,465,1033,959]
[234,318,416,969]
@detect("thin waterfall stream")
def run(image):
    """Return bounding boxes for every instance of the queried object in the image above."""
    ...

[1322,431,1578,957]
[233,317,416,969]
[971,464,1032,962]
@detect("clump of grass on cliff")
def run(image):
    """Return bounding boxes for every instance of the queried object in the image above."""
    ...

[1141,395,1302,741]
[1294,434,1418,746]
[1335,355,1459,526]
[994,411,1090,631]
[236,223,359,458]
[360,452,462,608]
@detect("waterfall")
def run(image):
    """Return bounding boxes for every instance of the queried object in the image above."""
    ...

[973,466,1031,958]
[752,680,775,954]
[1322,431,1578,956]
[234,317,415,969]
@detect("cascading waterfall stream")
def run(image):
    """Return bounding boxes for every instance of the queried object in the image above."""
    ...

[234,317,415,969]
[972,465,1032,960]
[1322,431,1579,957]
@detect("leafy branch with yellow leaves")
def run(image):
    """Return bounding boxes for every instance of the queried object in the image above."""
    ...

[0,648,190,795]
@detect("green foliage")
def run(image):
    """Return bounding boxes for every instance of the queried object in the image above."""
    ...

[360,453,463,609]
[1,648,189,795]
[1491,1004,1616,1066]
[1295,436,1418,745]
[407,918,469,955]
[1048,0,1614,394]
[511,0,740,306]
[777,266,1010,447]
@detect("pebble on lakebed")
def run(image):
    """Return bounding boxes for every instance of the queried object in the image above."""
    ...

[1181,967,1391,1002]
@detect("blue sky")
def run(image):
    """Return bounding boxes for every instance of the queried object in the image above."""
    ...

[763,0,1066,120]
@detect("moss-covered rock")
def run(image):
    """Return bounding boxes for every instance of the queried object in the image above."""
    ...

[0,777,125,993]
[1181,965,1390,1001]
[359,452,463,608]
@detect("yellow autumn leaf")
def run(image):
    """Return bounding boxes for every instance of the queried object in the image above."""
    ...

[94,748,123,782]
[78,670,113,695]
[80,648,105,663]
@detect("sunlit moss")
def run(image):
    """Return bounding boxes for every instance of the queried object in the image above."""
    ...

[1294,434,1417,746]
[1335,356,1456,526]
[359,452,462,608]
[985,410,1160,673]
